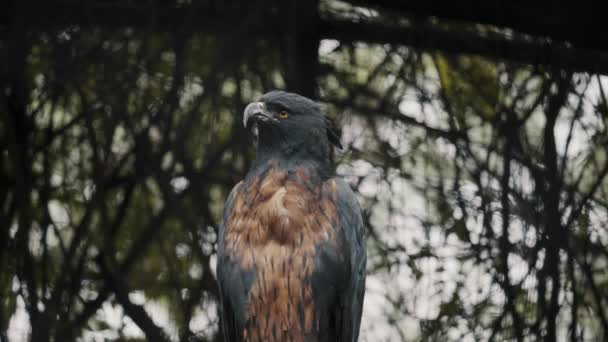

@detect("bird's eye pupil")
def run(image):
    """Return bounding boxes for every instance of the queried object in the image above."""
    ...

[279,111,289,119]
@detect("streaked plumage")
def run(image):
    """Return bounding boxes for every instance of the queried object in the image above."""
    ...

[217,91,366,341]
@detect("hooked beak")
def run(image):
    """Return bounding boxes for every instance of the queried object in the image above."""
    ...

[243,102,277,128]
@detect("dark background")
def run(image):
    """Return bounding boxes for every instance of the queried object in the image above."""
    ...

[1,1,608,341]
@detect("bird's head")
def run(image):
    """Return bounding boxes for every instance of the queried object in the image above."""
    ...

[243,90,342,169]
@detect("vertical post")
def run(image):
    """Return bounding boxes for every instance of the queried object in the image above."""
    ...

[542,74,569,342]
[284,0,320,98]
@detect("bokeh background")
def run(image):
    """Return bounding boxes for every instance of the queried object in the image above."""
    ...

[2,1,608,341]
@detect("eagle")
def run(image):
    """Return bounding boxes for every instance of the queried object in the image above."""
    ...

[217,90,366,342]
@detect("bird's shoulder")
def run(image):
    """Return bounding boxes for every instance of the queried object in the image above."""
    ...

[313,177,366,278]
[218,181,243,248]
[331,178,366,248]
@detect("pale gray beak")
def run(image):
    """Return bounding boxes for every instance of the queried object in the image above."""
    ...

[243,102,276,128]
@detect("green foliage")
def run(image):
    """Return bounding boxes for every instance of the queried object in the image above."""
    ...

[435,54,499,121]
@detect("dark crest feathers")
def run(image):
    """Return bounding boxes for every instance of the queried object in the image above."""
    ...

[324,116,343,150]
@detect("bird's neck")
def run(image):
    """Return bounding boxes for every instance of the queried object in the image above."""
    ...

[253,143,334,178]
[249,155,334,182]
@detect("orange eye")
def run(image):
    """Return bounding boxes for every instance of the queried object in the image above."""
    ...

[278,111,289,119]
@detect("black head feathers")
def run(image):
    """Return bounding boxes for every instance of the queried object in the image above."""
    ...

[244,90,343,169]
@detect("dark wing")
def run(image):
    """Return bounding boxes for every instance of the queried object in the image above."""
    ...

[311,178,367,342]
[334,178,367,342]
[217,182,254,342]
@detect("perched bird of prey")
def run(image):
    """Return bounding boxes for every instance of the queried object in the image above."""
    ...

[217,91,366,342]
